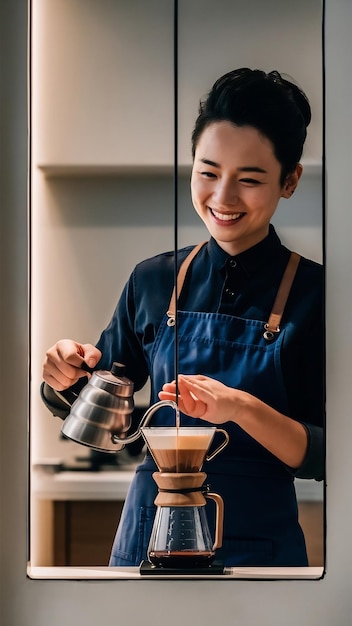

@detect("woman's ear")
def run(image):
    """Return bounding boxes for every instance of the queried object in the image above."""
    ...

[281,163,303,198]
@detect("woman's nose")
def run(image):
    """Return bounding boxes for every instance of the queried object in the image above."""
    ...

[213,180,239,206]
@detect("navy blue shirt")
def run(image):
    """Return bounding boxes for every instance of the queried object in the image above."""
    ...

[95,226,324,480]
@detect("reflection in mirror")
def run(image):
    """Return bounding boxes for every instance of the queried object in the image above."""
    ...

[30,0,324,575]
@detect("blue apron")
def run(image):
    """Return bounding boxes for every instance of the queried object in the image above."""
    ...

[109,247,308,567]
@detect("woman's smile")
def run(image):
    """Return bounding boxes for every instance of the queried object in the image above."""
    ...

[210,208,245,224]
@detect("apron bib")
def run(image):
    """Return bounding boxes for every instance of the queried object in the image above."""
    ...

[109,246,307,567]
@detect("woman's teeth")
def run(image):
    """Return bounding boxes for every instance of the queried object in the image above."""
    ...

[212,209,243,221]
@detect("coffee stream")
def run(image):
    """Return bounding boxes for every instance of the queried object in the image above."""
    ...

[175,396,180,471]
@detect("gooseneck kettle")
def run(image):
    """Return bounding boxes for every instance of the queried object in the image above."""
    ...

[61,361,175,453]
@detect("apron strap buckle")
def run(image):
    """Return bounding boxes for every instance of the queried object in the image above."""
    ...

[166,313,176,327]
[263,323,280,341]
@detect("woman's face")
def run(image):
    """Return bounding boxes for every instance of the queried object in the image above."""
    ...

[191,121,300,256]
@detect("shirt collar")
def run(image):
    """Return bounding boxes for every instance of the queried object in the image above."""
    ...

[207,225,285,276]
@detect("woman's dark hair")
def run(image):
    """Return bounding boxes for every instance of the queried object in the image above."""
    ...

[191,68,311,185]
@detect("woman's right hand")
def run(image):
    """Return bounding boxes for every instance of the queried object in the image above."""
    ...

[42,339,102,391]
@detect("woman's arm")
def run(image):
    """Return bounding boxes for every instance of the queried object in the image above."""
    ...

[159,374,308,469]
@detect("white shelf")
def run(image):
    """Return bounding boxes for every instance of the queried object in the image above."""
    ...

[37,160,322,179]
[37,163,178,178]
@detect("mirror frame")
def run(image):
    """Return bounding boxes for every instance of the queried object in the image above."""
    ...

[27,0,324,581]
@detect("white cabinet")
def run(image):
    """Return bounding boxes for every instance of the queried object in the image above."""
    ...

[33,0,322,173]
[33,0,174,171]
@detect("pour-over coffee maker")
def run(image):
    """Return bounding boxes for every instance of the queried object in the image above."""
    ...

[140,410,229,573]
[59,364,229,573]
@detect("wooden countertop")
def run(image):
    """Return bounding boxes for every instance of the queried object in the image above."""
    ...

[27,564,324,580]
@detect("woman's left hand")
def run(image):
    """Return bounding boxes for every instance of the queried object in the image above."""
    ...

[159,374,237,424]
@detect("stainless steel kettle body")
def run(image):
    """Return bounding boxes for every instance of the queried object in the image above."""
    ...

[61,362,135,452]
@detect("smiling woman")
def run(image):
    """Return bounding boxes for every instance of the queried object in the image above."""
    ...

[190,122,302,255]
[29,0,324,577]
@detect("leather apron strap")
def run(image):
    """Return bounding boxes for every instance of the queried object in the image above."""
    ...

[166,242,301,339]
[167,241,207,323]
[263,251,301,340]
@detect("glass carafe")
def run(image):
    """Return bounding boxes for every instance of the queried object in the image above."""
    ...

[141,415,229,570]
[148,505,217,568]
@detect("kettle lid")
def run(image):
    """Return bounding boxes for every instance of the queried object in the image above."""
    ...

[90,362,134,397]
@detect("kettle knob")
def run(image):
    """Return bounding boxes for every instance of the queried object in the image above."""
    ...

[111,362,126,377]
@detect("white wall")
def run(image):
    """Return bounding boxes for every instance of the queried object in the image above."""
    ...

[5,0,352,624]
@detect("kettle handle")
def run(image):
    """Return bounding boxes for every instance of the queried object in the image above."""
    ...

[111,400,180,445]
[205,491,224,550]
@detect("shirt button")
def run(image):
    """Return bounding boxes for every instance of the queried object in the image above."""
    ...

[225,288,235,297]
[229,259,237,268]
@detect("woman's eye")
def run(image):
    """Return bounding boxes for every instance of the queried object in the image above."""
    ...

[240,178,262,185]
[201,171,217,178]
